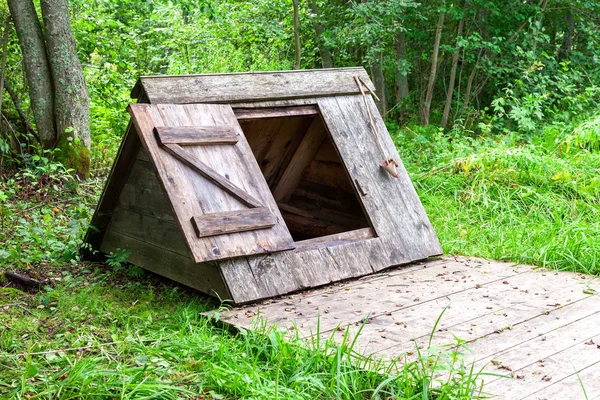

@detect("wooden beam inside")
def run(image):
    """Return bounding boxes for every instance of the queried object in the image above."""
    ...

[154,126,239,145]
[234,105,319,120]
[191,208,277,238]
[272,117,327,202]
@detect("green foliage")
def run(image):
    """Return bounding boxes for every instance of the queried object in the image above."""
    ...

[105,248,132,270]
[0,156,100,267]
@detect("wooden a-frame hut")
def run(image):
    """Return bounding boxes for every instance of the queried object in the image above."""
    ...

[84,68,442,304]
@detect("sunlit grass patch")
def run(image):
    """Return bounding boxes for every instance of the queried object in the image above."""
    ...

[395,114,600,275]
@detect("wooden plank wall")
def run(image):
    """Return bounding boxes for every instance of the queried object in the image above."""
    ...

[100,148,230,299]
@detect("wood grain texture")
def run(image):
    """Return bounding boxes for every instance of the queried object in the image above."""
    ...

[128,103,295,263]
[242,115,313,188]
[191,208,277,238]
[219,236,401,304]
[154,126,239,145]
[317,95,442,264]
[117,154,175,222]
[163,143,263,208]
[295,228,374,251]
[106,207,189,256]
[215,256,600,399]
[234,105,318,120]
[132,68,375,104]
[272,116,327,202]
[101,230,229,299]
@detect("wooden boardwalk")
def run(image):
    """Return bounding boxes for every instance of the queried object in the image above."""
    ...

[217,256,600,399]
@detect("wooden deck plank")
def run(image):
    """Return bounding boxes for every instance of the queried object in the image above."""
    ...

[541,362,600,400]
[482,331,600,399]
[323,269,597,356]
[367,269,600,357]
[215,256,600,398]
[219,257,529,332]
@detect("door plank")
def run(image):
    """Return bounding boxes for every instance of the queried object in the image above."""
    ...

[154,126,239,145]
[317,95,442,263]
[191,208,277,238]
[128,103,295,263]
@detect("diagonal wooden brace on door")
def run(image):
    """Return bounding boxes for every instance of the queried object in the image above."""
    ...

[155,126,278,238]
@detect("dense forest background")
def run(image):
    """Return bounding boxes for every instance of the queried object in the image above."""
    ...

[1,0,599,165]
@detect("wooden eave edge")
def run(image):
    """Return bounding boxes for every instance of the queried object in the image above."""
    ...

[130,67,376,100]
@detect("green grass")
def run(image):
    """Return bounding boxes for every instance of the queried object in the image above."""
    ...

[394,112,600,275]
[0,268,487,399]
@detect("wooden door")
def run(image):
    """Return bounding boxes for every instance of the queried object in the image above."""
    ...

[317,95,442,261]
[128,103,295,263]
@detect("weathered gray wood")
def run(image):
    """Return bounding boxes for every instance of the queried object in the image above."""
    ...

[132,68,375,104]
[293,227,374,250]
[317,95,442,264]
[154,126,239,146]
[273,116,327,202]
[117,183,175,223]
[101,230,229,299]
[106,207,189,256]
[128,103,295,263]
[219,237,393,304]
[215,257,600,399]
[82,122,140,259]
[163,143,263,208]
[116,155,176,222]
[234,105,319,120]
[191,208,277,238]
[483,331,600,399]
[241,114,313,188]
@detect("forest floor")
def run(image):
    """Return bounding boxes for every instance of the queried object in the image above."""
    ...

[1,121,599,398]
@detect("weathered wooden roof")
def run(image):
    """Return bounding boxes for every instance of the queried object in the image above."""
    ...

[131,67,375,104]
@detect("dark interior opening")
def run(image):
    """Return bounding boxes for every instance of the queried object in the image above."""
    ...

[236,106,372,242]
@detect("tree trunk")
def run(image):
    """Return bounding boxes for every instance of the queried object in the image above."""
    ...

[7,0,56,148]
[371,57,387,116]
[558,8,575,61]
[441,4,465,129]
[292,0,301,69]
[423,8,445,126]
[307,0,333,68]
[40,0,91,177]
[394,30,409,120]
[463,48,482,107]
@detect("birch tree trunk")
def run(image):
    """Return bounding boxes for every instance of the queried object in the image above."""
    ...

[394,30,409,120]
[441,3,465,129]
[7,0,56,148]
[423,8,445,126]
[292,0,301,70]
